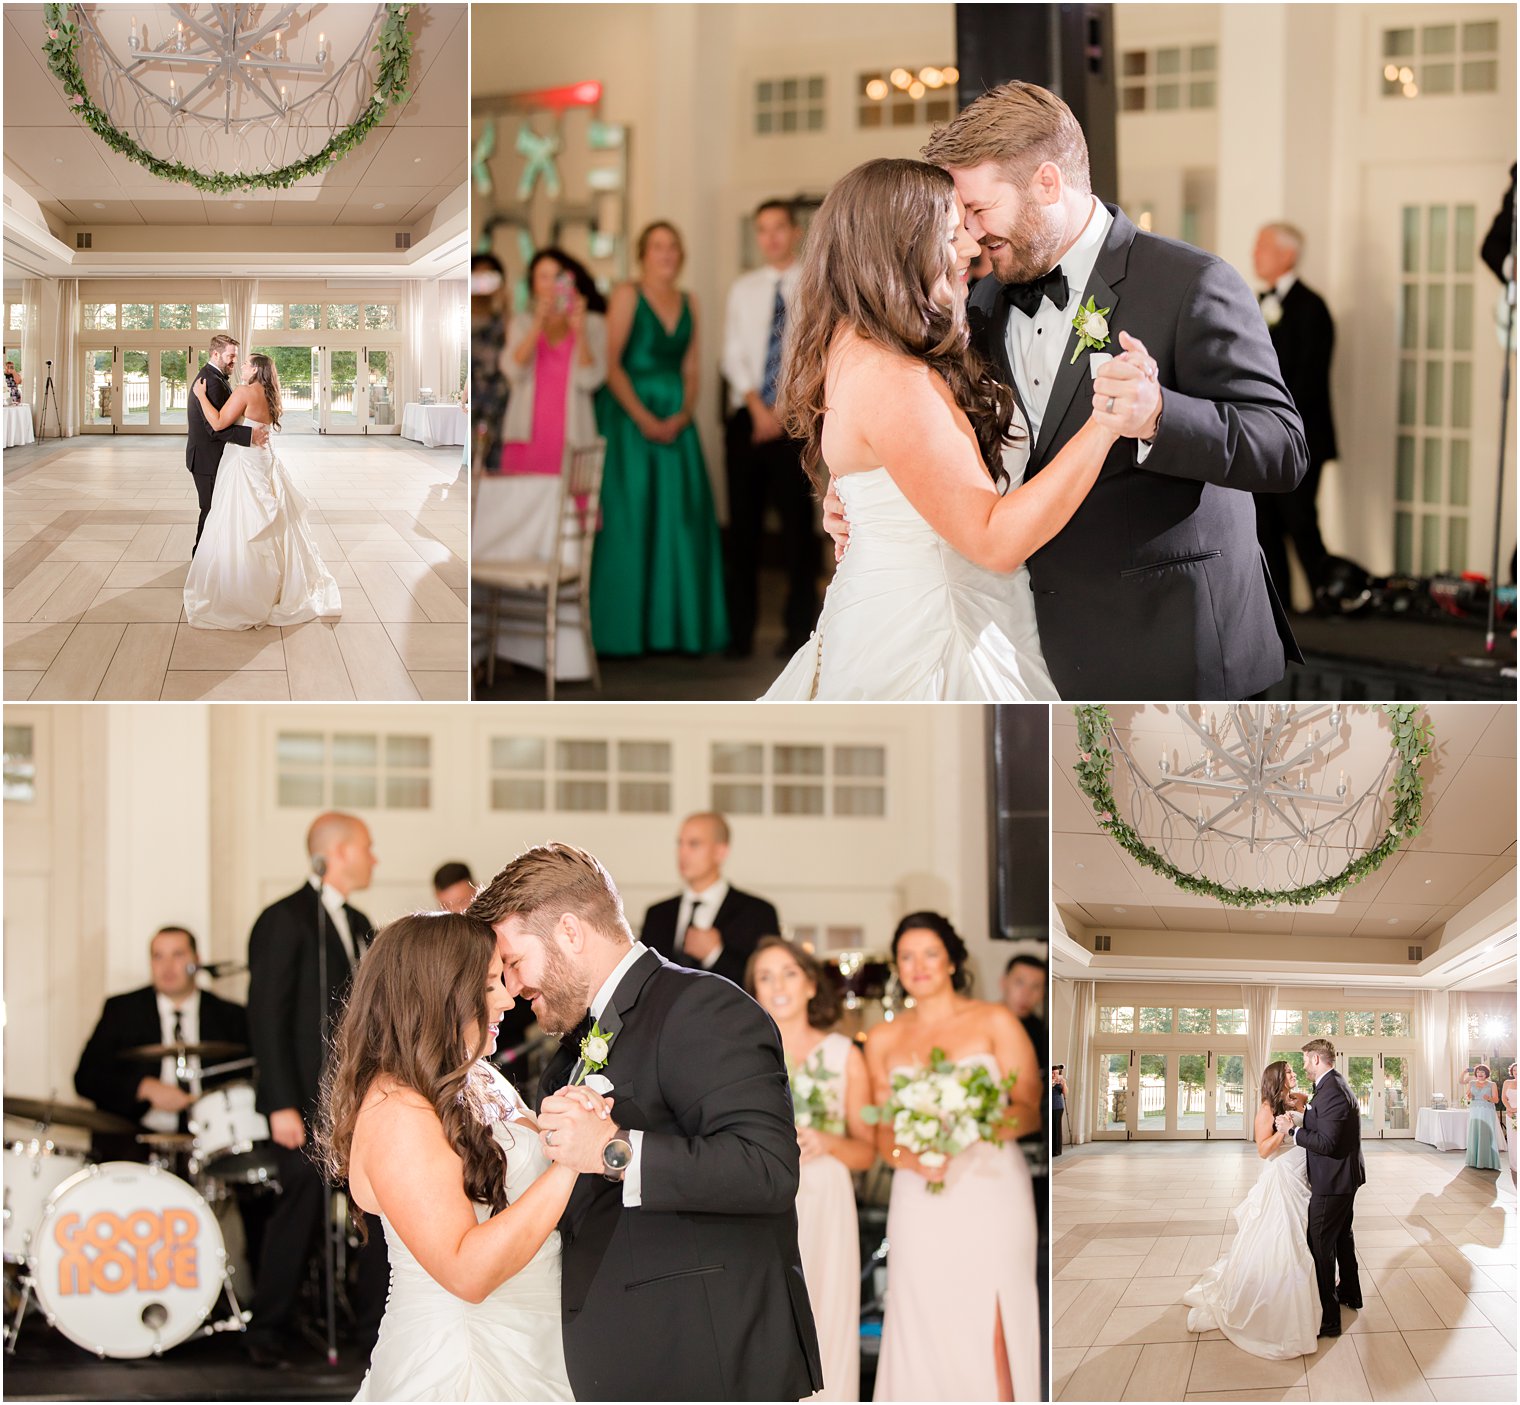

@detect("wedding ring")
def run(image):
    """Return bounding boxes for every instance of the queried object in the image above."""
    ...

[1105,396,1116,415]
[545,1129,556,1146]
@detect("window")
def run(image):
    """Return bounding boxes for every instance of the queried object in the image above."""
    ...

[709,742,886,817]
[1178,1006,1212,1034]
[3,724,35,804]
[755,75,826,135]
[1271,1048,1308,1085]
[1307,1010,1338,1037]
[1138,1006,1173,1034]
[1215,1008,1246,1035]
[364,304,396,330]
[1273,1009,1304,1037]
[857,65,958,129]
[327,303,361,331]
[121,303,154,330]
[195,303,228,330]
[254,303,286,330]
[289,304,320,330]
[1382,21,1499,98]
[159,303,191,330]
[1099,1005,1135,1034]
[1121,43,1216,112]
[1344,1011,1375,1037]
[82,302,116,331]
[488,736,673,814]
[1380,1010,1412,1038]
[276,730,431,809]
[5,302,22,334]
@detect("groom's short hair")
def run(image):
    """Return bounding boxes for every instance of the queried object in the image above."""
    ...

[921,81,1091,195]
[208,333,239,356]
[1302,1038,1336,1062]
[468,842,632,941]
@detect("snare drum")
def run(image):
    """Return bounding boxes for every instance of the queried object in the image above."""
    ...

[30,1161,225,1358]
[188,1084,277,1186]
[3,1140,88,1264]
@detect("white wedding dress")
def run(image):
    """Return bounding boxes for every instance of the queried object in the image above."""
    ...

[183,420,341,629]
[1182,1139,1317,1359]
[354,1063,573,1402]
[762,423,1058,701]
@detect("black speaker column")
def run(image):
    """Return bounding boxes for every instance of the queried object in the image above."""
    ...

[988,705,1049,942]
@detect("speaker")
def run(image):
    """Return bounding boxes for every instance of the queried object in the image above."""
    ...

[954,3,1119,204]
[988,705,1049,942]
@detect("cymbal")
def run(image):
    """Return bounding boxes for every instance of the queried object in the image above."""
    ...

[118,1040,248,1063]
[4,1096,135,1135]
[136,1132,194,1150]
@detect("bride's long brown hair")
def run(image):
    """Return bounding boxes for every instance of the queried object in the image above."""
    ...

[775,157,1016,493]
[318,912,510,1241]
[1260,1060,1294,1117]
[247,353,282,431]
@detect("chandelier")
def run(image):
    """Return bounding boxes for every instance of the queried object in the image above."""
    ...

[42,4,412,192]
[1074,704,1434,906]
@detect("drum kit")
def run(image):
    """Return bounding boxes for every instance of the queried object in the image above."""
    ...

[3,1039,279,1360]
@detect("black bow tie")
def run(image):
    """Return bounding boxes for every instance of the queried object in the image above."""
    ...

[1003,266,1070,317]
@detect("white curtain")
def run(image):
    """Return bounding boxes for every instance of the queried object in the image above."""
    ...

[1418,990,1449,1106]
[404,281,427,405]
[1244,983,1278,1136]
[220,278,258,358]
[439,279,466,399]
[1067,979,1095,1148]
[23,277,79,437]
[1445,992,1469,1094]
[21,277,43,432]
[53,278,79,436]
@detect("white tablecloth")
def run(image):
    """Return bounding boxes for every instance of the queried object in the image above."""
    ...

[472,474,591,682]
[3,404,35,448]
[1416,1106,1474,1151]
[401,402,467,448]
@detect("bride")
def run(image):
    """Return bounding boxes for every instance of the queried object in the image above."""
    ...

[763,158,1154,701]
[321,911,600,1400]
[183,352,341,630]
[1183,1059,1318,1359]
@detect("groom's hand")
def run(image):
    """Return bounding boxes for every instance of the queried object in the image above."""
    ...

[822,477,850,562]
[252,425,270,447]
[539,1088,616,1174]
[1092,331,1162,441]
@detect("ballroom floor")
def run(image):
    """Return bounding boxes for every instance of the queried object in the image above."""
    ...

[3,435,468,700]
[1053,1139,1516,1402]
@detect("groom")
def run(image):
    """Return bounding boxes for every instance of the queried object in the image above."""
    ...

[469,843,822,1402]
[187,333,268,555]
[1276,1037,1365,1336]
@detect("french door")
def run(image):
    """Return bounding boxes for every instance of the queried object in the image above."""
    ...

[310,345,400,434]
[1095,1047,1249,1139]
[1345,1051,1413,1139]
[80,344,195,432]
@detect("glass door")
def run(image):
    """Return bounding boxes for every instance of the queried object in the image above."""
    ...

[251,345,316,433]
[1097,1052,1131,1139]
[1173,1053,1208,1138]
[1348,1055,1375,1139]
[324,348,360,432]
[365,347,398,432]
[1134,1053,1170,1137]
[1209,1053,1247,1138]
[158,348,191,428]
[1379,1054,1412,1138]
[122,346,150,430]
[82,346,119,431]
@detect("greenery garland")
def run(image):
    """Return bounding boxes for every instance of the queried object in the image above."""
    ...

[1072,704,1434,909]
[41,4,413,195]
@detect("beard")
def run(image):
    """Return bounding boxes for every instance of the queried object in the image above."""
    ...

[529,936,593,1035]
[988,198,1067,285]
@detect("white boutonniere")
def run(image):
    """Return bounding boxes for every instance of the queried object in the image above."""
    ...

[572,1020,615,1084]
[1070,297,1112,365]
[1261,293,1283,328]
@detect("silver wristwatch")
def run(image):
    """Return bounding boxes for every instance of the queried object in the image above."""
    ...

[601,1135,632,1182]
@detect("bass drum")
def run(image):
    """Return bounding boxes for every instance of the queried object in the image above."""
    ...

[30,1161,226,1358]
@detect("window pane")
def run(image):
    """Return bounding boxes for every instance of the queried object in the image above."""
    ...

[1156,82,1181,110]
[1103,1053,1129,1132]
[364,304,396,330]
[122,303,154,330]
[618,780,670,812]
[1451,361,1471,430]
[1428,206,1448,273]
[1463,20,1499,51]
[277,773,324,807]
[1396,434,1416,501]
[773,744,824,776]
[618,740,670,774]
[254,303,285,330]
[1344,1011,1375,1037]
[1422,437,1442,504]
[2,724,35,803]
[1139,1055,1167,1125]
[1188,81,1215,109]
[1462,59,1498,92]
[1422,24,1456,55]
[277,732,325,766]
[159,303,191,330]
[387,735,430,769]
[1401,206,1420,274]
[83,303,117,330]
[1420,512,1441,574]
[1307,1010,1338,1036]
[1139,1007,1172,1034]
[333,733,378,767]
[712,742,763,775]
[834,785,885,817]
[557,740,608,772]
[1273,1049,1308,1085]
[834,745,885,778]
[1384,28,1415,58]
[1177,1054,1206,1130]
[327,304,361,331]
[756,80,773,103]
[195,303,228,329]
[1122,86,1146,113]
[1448,515,1467,569]
[386,776,430,809]
[1381,1011,1411,1038]
[712,781,763,814]
[774,783,825,815]
[492,737,545,770]
[1422,62,1455,96]
[1215,1008,1246,1035]
[806,76,824,100]
[1449,438,1470,507]
[1178,1007,1211,1034]
[781,78,798,101]
[1123,51,1147,78]
[333,773,378,808]
[1425,284,1446,350]
[1156,47,1181,74]
[1399,284,1418,350]
[1424,360,1444,427]
[1215,1054,1245,1132]
[491,777,545,810]
[1189,45,1216,71]
[289,304,320,330]
[1395,510,1414,573]
[1398,359,1418,425]
[1099,1006,1135,1033]
[1273,1009,1304,1036]
[1452,283,1474,352]
[1453,206,1475,275]
[556,779,608,810]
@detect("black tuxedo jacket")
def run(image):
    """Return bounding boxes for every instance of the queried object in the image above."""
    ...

[1262,280,1338,463]
[539,949,822,1401]
[640,884,780,987]
[74,985,248,1157]
[185,361,253,476]
[1294,1068,1366,1197]
[246,883,373,1123]
[969,204,1307,699]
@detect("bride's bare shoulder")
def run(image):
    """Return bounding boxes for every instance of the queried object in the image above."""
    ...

[829,325,930,388]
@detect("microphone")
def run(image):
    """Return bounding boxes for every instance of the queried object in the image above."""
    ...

[312,855,328,879]
[187,960,245,978]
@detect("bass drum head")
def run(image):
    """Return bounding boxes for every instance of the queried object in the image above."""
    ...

[30,1160,225,1359]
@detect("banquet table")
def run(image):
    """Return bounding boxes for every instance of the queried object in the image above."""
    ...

[3,404,35,448]
[1416,1106,1476,1151]
[401,402,467,448]
[472,473,592,683]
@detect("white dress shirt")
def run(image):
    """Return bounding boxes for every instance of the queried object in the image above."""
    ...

[675,878,729,970]
[144,990,201,1133]
[721,262,801,414]
[309,875,357,966]
[584,941,650,1207]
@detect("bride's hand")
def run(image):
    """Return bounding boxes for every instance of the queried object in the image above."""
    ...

[538,1085,616,1173]
[1092,330,1161,440]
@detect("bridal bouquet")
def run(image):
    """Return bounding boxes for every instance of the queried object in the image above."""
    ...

[863,1047,1016,1193]
[788,1049,844,1136]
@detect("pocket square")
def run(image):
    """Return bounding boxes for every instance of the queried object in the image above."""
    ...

[1088,352,1114,377]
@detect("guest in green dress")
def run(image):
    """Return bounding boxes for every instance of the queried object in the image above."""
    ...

[591,221,730,656]
[1461,1064,1502,1170]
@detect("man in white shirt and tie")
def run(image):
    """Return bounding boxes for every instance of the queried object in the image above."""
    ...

[721,199,820,659]
[640,812,781,987]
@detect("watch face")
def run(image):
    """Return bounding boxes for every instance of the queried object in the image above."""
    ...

[603,1138,632,1171]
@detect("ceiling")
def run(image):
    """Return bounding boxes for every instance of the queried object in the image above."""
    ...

[1053,704,1516,952]
[2,3,466,230]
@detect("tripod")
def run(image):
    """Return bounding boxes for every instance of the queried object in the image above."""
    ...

[38,360,61,442]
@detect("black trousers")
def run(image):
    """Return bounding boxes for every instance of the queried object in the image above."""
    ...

[1257,454,1328,604]
[250,1144,388,1347]
[1306,1189,1361,1324]
[191,469,218,555]
[723,409,820,653]
[1052,1104,1064,1156]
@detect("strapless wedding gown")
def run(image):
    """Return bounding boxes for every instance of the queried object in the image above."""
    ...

[1183,1142,1317,1359]
[874,1054,1041,1402]
[354,1063,573,1402]
[183,421,341,629]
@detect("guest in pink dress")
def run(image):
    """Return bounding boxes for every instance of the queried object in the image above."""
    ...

[746,937,875,1402]
[863,913,1042,1403]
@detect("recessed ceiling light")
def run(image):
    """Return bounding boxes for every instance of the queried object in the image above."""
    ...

[372,201,386,209]
[54,157,64,165]
[1114,906,1128,914]
[92,201,105,209]
[412,156,422,163]
[1387,917,1400,925]
[1074,862,1086,871]
[233,201,245,209]
[1254,912,1267,920]
[1423,878,1433,885]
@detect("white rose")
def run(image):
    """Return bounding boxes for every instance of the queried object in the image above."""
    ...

[953,1117,980,1148]
[939,1080,969,1115]
[1084,312,1109,341]
[901,1080,938,1113]
[793,1074,816,1100]
[918,1151,947,1169]
[1260,294,1282,328]
[796,1110,814,1129]
[583,1073,613,1095]
[582,1035,610,1064]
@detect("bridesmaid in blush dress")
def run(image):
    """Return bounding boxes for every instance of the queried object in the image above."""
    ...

[746,937,875,1402]
[863,913,1042,1403]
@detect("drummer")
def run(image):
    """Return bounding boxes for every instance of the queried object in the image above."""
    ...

[73,925,248,1163]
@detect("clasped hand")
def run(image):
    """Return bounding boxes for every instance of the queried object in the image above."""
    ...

[538,1086,615,1173]
[1273,1112,1296,1135]
[1090,331,1161,439]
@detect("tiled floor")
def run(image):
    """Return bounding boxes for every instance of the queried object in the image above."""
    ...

[1053,1140,1516,1402]
[3,434,469,700]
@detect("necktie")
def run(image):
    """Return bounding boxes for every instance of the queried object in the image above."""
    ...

[759,282,786,407]
[1002,266,1070,318]
[172,1010,190,1131]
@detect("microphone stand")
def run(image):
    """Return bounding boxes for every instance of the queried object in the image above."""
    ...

[312,857,339,1369]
